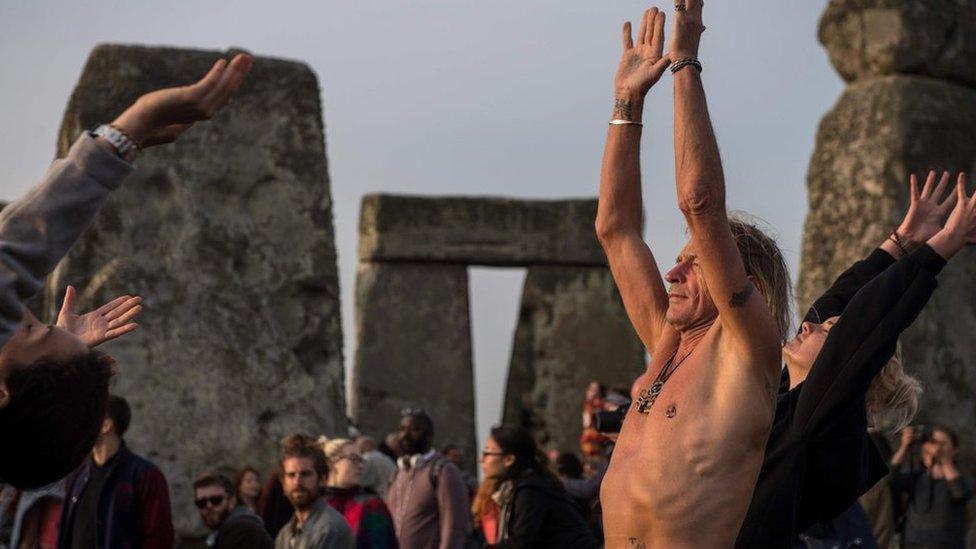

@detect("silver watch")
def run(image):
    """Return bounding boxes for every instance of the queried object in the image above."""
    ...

[92,124,140,161]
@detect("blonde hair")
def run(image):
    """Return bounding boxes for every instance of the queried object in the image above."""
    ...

[728,216,793,342]
[865,344,922,434]
[317,436,353,461]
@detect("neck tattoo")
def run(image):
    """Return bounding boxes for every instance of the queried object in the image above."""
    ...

[634,348,692,414]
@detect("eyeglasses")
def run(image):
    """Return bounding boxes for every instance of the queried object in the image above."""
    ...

[194,495,225,509]
[481,451,506,459]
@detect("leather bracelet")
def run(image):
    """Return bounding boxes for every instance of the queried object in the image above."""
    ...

[671,57,702,74]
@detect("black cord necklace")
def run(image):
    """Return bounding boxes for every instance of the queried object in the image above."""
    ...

[634,347,692,414]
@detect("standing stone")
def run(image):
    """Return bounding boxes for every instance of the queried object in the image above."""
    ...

[46,44,345,536]
[801,1,976,478]
[353,262,477,474]
[502,266,645,453]
[819,0,976,88]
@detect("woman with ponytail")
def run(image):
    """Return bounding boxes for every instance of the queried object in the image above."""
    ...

[480,425,598,549]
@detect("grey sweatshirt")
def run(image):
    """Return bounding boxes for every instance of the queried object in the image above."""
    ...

[0,134,132,346]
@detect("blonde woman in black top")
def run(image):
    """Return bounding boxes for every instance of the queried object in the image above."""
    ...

[738,171,976,548]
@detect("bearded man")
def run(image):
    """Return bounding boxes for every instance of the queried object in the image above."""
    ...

[275,434,353,549]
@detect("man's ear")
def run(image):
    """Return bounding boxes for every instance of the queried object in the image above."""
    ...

[0,379,9,409]
[101,418,114,436]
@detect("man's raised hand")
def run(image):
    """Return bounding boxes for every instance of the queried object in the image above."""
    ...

[56,285,143,348]
[614,7,671,117]
[669,0,705,61]
[111,53,253,148]
[898,171,958,247]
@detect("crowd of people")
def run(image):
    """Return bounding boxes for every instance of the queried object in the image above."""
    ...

[0,383,970,548]
[0,0,974,548]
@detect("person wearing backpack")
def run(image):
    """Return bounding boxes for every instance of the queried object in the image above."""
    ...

[385,410,470,549]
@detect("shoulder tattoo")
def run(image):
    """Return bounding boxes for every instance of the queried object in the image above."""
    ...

[729,283,754,308]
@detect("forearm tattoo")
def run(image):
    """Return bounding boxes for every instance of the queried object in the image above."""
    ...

[629,538,647,549]
[729,283,754,308]
[614,97,635,121]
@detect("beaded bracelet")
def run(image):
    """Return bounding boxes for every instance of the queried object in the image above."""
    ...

[889,231,909,256]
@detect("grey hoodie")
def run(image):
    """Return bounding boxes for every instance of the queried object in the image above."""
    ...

[0,133,131,346]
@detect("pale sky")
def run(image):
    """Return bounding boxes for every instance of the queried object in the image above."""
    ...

[0,0,839,450]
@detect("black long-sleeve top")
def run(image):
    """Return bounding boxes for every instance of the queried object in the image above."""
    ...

[736,245,946,548]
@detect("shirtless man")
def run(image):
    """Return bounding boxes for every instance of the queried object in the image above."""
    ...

[595,3,789,547]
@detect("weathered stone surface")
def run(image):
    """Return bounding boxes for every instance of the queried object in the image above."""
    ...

[798,75,976,469]
[352,262,477,474]
[820,0,976,87]
[46,44,345,535]
[358,195,606,266]
[502,266,645,453]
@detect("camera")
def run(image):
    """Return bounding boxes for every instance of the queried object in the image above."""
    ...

[593,402,631,434]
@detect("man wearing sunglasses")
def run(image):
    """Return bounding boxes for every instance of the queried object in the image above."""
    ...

[193,471,272,549]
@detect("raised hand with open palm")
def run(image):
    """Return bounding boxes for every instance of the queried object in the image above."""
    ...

[56,286,143,348]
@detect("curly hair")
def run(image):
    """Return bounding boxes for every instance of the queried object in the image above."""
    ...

[279,433,328,477]
[0,350,111,488]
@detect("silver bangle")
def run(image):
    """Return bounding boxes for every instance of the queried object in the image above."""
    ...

[92,124,140,161]
[609,119,643,127]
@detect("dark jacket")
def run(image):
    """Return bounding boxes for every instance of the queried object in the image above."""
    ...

[489,469,599,549]
[212,506,274,549]
[737,246,946,548]
[57,443,174,549]
[258,471,292,539]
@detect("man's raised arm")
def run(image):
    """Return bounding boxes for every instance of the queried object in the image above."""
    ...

[596,7,672,349]
[670,1,780,358]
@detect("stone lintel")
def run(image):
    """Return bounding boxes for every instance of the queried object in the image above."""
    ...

[358,194,606,266]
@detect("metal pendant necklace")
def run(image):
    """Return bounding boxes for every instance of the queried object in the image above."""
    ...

[635,347,692,414]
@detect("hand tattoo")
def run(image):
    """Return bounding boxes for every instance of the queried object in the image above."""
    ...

[614,98,635,122]
[729,283,754,308]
